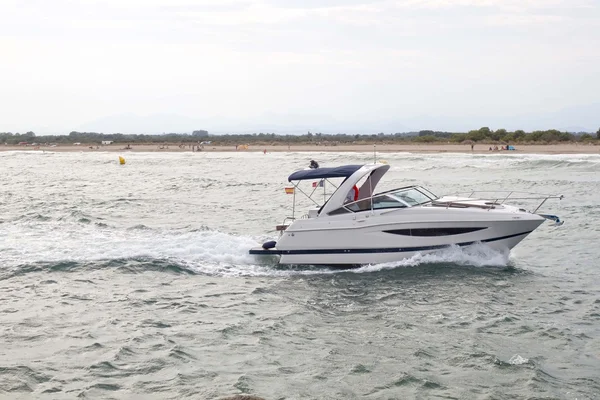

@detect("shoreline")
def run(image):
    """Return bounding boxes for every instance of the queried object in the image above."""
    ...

[1,143,598,154]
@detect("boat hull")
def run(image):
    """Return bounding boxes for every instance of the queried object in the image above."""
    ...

[250,207,546,265]
[251,229,534,265]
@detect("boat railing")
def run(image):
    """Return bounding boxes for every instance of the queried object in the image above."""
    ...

[275,216,296,233]
[453,191,564,213]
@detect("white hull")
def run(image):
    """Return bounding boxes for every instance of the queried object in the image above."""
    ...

[251,206,545,265]
[276,230,534,265]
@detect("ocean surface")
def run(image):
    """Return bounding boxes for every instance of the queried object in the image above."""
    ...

[1,150,599,399]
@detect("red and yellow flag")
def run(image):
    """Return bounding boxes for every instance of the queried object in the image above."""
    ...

[284,187,295,194]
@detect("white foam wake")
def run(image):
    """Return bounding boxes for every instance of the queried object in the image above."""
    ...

[508,354,530,365]
[1,222,510,276]
[1,223,262,269]
[354,243,510,274]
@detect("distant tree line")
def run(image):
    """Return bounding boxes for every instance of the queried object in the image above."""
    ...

[0,130,209,145]
[1,127,599,145]
[408,127,600,144]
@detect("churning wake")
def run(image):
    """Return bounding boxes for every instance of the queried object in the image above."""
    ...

[1,221,511,278]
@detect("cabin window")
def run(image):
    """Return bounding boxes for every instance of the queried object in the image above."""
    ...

[384,227,486,236]
[345,195,407,212]
[328,207,351,216]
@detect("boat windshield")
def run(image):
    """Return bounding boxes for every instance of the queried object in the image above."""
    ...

[387,187,436,206]
[345,194,405,212]
[329,186,436,215]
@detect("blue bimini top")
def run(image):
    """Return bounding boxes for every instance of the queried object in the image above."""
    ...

[287,165,363,182]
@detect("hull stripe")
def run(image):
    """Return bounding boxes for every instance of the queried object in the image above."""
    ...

[249,230,533,256]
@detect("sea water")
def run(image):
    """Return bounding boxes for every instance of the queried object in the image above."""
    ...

[1,150,599,399]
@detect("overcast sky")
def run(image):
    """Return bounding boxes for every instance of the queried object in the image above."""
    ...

[1,0,599,133]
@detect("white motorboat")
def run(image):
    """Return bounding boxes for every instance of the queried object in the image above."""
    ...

[249,163,563,266]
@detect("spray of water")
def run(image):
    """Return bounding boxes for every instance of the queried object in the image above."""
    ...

[1,221,510,277]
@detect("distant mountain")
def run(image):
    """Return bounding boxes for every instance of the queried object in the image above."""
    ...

[397,103,599,133]
[76,112,410,135]
[76,113,209,134]
[561,126,589,133]
[72,103,599,135]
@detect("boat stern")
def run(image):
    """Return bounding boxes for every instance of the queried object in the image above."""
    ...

[249,247,281,256]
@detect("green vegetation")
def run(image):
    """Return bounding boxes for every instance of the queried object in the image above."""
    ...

[0,130,209,145]
[1,127,599,145]
[417,127,597,144]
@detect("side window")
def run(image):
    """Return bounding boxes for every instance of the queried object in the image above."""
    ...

[345,200,372,212]
[328,207,351,216]
[345,195,406,212]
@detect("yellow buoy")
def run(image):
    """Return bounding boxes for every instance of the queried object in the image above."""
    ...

[119,156,126,165]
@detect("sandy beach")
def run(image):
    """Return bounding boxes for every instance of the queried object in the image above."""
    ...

[2,142,598,154]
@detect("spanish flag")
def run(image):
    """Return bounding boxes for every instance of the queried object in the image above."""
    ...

[285,187,295,194]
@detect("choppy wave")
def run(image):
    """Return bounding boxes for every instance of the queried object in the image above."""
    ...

[1,151,599,399]
[383,153,600,172]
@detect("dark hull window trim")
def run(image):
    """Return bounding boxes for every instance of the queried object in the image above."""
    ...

[328,207,351,216]
[384,227,487,237]
[249,230,532,255]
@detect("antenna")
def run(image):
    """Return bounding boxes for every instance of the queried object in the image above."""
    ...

[292,186,296,220]
[369,171,374,214]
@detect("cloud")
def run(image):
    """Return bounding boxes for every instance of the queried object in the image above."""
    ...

[393,0,594,11]
[0,0,599,132]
